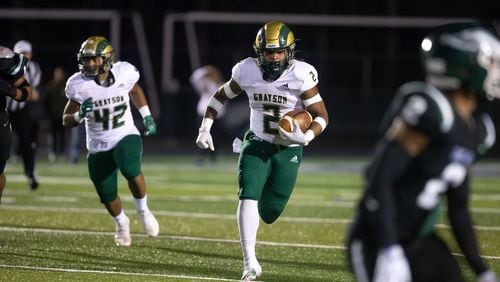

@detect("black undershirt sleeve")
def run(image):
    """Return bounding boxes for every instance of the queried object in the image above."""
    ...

[363,139,414,247]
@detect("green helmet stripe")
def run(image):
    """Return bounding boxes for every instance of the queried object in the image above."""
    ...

[96,39,109,56]
[278,24,291,47]
[254,22,296,81]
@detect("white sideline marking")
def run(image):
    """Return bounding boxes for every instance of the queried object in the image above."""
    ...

[0,264,239,281]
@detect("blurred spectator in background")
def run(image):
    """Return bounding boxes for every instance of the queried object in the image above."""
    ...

[68,123,85,164]
[7,40,42,190]
[190,65,225,164]
[44,66,68,162]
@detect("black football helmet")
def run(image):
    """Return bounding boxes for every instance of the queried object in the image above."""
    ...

[77,36,115,78]
[253,21,296,81]
[0,46,28,77]
[421,22,500,100]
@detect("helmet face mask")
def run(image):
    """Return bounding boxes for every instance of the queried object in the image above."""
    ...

[421,23,500,100]
[254,22,296,81]
[77,36,115,78]
[478,41,500,100]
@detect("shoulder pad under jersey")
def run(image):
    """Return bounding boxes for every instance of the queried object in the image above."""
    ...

[381,81,455,137]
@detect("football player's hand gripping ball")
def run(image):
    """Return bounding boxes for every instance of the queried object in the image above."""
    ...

[143,115,157,136]
[278,120,309,145]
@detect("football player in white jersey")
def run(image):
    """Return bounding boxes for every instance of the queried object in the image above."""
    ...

[62,36,159,247]
[196,22,329,280]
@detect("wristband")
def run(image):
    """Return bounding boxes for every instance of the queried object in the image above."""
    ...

[73,112,84,123]
[313,116,327,132]
[200,117,214,131]
[138,106,151,118]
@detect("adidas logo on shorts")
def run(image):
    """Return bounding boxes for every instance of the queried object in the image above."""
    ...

[290,155,299,163]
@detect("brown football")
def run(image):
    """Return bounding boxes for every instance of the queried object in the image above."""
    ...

[278,109,313,133]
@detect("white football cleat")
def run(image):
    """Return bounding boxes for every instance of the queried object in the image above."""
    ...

[114,215,131,246]
[241,262,262,281]
[139,210,159,237]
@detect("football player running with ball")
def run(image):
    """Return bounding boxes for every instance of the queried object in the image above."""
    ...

[62,36,159,246]
[347,23,500,282]
[196,22,329,280]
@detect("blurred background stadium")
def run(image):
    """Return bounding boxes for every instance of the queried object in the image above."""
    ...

[1,1,500,156]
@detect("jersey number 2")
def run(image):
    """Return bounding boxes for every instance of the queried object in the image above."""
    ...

[263,104,280,135]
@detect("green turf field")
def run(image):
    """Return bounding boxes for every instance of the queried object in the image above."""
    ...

[0,155,499,281]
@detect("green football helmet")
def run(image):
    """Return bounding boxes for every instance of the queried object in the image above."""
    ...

[253,21,296,81]
[77,36,115,78]
[421,22,500,100]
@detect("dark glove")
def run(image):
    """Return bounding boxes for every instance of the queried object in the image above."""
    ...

[143,115,157,136]
[78,98,93,118]
[0,79,17,98]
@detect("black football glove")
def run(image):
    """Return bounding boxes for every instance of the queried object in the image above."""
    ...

[0,79,16,98]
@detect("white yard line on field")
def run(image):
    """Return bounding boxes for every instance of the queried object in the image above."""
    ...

[4,187,500,210]
[0,226,341,250]
[2,204,500,230]
[0,226,498,260]
[0,264,239,281]
[0,204,349,224]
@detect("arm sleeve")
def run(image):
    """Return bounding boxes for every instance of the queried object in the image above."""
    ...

[362,139,414,247]
[447,177,489,275]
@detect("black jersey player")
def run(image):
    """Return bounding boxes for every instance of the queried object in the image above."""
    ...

[347,23,499,282]
[0,45,33,204]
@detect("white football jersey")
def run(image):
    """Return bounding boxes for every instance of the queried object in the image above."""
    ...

[66,61,140,153]
[232,58,319,145]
